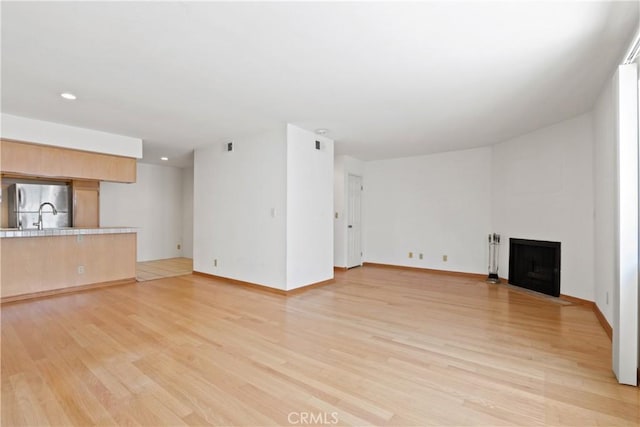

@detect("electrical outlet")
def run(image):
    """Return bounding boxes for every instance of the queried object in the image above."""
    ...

[408,252,413,259]
[443,255,448,262]
[77,265,85,275]
[214,259,217,267]
[177,244,181,250]
[76,235,83,243]
[419,253,423,260]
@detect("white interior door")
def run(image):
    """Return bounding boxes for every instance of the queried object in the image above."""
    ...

[347,174,363,268]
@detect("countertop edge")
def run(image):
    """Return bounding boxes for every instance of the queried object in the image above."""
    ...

[0,227,138,238]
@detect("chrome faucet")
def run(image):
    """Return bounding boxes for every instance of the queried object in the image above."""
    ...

[34,202,57,230]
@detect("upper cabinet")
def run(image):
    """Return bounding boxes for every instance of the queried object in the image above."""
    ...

[1,139,136,183]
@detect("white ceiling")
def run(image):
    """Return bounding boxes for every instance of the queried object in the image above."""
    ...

[2,1,638,167]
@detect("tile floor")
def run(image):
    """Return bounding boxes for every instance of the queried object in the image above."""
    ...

[136,257,193,282]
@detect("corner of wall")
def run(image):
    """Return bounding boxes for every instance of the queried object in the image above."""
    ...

[286,124,335,289]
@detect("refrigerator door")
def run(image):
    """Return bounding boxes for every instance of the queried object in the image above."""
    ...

[9,183,72,229]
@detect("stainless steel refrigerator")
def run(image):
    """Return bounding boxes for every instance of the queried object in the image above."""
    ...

[7,183,71,229]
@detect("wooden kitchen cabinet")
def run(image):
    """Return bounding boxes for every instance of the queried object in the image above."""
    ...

[1,232,136,300]
[1,139,136,183]
[72,180,100,227]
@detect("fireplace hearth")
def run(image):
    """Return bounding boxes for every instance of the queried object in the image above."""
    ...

[508,238,561,297]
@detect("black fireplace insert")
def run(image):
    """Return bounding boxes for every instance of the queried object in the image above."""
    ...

[508,238,561,297]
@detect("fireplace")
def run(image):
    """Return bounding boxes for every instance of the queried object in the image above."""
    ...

[508,238,561,297]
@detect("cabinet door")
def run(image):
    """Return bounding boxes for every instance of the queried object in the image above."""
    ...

[1,140,136,183]
[73,181,99,227]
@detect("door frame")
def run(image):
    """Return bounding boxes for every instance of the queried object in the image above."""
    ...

[346,173,363,269]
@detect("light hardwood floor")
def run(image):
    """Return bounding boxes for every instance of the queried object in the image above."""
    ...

[1,266,638,426]
[136,257,193,282]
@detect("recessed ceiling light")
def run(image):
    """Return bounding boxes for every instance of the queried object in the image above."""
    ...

[315,128,329,135]
[160,157,169,161]
[60,92,77,100]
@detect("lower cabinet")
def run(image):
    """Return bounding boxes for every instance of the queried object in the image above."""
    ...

[1,233,136,299]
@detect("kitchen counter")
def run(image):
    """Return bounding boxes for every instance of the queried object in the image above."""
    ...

[1,228,137,301]
[0,227,136,238]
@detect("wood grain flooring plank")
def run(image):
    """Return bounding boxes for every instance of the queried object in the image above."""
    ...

[2,266,638,426]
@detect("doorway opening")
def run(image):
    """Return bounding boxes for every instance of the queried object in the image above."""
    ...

[137,258,193,282]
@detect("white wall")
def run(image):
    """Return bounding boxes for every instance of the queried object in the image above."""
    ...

[637,56,640,381]
[193,129,288,289]
[363,147,492,274]
[593,79,616,325]
[286,125,334,290]
[492,113,595,301]
[359,114,595,300]
[333,155,365,268]
[101,163,184,261]
[612,64,639,385]
[1,113,142,158]
[182,167,194,258]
